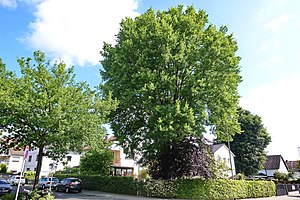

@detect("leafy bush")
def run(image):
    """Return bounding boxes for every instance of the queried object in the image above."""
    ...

[0,190,54,200]
[55,166,80,175]
[24,171,35,181]
[80,149,113,176]
[53,174,275,199]
[0,163,7,173]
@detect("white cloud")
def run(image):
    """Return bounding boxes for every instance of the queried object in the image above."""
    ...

[23,0,139,66]
[240,76,300,160]
[264,14,290,32]
[257,38,280,53]
[0,0,17,8]
[258,55,284,72]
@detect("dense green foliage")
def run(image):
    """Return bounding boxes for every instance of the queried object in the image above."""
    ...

[0,190,54,200]
[149,137,214,179]
[230,108,271,176]
[53,174,275,199]
[24,170,36,181]
[0,51,117,186]
[54,174,138,195]
[274,171,294,181]
[0,163,7,173]
[80,149,113,175]
[101,5,242,177]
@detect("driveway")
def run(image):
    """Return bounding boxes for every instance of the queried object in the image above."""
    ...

[54,191,300,200]
[54,190,165,200]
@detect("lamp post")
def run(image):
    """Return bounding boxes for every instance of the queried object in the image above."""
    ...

[226,123,234,178]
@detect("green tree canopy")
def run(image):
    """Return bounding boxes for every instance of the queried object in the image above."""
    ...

[101,5,242,174]
[0,51,117,187]
[80,149,113,176]
[230,108,271,176]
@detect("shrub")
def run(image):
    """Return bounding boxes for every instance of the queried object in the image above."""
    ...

[80,149,113,176]
[0,163,7,173]
[24,171,35,182]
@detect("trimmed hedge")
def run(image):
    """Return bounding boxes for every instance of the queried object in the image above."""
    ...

[55,174,137,195]
[139,179,275,199]
[54,174,276,199]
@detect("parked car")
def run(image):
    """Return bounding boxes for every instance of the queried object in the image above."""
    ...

[7,175,25,186]
[37,177,59,190]
[55,178,82,193]
[0,179,12,195]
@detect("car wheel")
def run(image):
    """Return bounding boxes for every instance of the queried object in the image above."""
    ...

[65,187,70,193]
[22,183,25,186]
[55,187,59,192]
[78,189,82,193]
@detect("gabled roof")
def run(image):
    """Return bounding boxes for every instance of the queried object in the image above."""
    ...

[210,143,235,156]
[211,144,223,153]
[264,155,288,170]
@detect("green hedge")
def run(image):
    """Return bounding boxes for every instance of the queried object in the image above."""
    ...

[54,174,275,199]
[139,179,275,199]
[54,174,137,195]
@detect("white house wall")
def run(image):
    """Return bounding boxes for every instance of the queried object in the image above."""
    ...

[7,156,23,173]
[278,159,288,174]
[24,150,81,177]
[213,145,236,177]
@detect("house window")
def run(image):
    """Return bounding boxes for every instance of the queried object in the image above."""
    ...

[67,156,72,162]
[28,155,32,162]
[34,168,36,171]
[12,156,19,162]
[26,168,30,171]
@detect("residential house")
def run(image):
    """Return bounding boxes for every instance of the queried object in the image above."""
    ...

[258,155,289,178]
[211,143,236,177]
[286,160,300,179]
[24,150,81,177]
[109,138,139,178]
[0,149,25,173]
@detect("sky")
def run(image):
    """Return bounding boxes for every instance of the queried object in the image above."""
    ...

[1,0,300,161]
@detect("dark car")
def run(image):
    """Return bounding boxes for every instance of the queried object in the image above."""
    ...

[55,178,82,193]
[0,180,12,195]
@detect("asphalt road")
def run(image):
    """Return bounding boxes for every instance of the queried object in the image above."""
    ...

[7,185,300,200]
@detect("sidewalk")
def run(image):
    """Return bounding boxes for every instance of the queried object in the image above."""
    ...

[240,191,300,200]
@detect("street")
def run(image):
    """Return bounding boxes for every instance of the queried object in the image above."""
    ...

[6,185,300,200]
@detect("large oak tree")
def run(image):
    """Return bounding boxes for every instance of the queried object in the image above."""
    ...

[0,51,117,186]
[101,6,242,178]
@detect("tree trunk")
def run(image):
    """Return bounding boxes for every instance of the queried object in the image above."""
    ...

[32,145,44,189]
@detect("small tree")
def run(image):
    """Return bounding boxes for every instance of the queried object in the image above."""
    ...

[211,157,230,179]
[80,149,113,175]
[0,163,7,173]
[0,51,117,187]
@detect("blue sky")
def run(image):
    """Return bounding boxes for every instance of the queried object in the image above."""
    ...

[1,0,300,160]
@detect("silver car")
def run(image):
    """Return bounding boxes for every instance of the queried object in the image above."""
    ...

[7,175,25,186]
[37,177,59,190]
